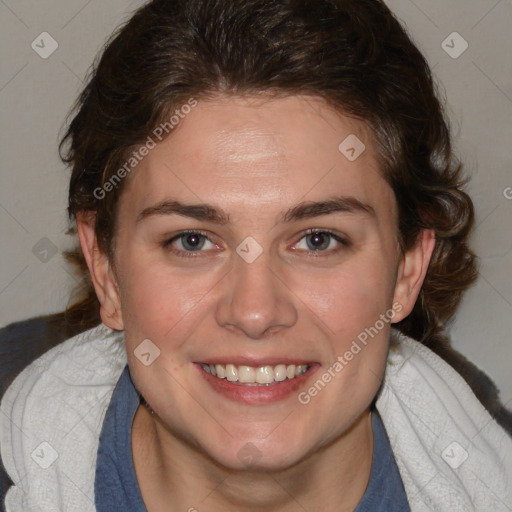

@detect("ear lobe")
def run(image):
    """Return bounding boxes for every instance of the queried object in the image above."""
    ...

[392,229,436,323]
[76,212,124,331]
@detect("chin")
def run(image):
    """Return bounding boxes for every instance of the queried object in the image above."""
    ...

[200,435,312,473]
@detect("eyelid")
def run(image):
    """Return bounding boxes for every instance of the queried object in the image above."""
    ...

[162,229,221,257]
[162,229,212,246]
[300,227,349,242]
[291,228,351,253]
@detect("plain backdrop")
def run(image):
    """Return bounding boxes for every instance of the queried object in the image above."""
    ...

[1,0,511,406]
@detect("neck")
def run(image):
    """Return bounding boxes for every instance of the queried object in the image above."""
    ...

[132,406,374,512]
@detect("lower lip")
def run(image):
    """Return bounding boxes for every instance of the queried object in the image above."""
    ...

[196,364,319,404]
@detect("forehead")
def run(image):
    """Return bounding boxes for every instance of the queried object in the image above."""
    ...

[120,94,396,223]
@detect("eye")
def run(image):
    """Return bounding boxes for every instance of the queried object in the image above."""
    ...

[163,230,218,255]
[293,229,349,254]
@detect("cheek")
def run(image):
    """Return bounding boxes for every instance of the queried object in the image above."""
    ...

[293,256,396,340]
[117,256,216,340]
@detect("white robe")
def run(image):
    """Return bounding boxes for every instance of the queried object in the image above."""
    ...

[1,323,511,511]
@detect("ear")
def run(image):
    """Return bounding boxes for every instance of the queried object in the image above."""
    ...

[391,229,436,323]
[76,212,124,330]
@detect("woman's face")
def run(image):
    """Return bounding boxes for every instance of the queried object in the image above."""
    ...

[91,94,428,470]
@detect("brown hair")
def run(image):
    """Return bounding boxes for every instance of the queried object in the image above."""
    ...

[59,0,477,352]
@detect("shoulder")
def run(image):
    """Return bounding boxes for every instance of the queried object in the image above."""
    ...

[0,323,127,511]
[380,329,512,446]
[376,329,512,511]
[384,331,511,437]
[1,322,126,408]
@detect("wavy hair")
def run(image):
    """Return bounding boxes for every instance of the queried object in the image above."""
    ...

[59,0,477,353]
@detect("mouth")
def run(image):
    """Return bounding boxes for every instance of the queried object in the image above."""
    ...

[199,362,310,385]
[196,360,319,404]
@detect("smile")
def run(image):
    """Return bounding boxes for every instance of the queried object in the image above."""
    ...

[200,363,310,385]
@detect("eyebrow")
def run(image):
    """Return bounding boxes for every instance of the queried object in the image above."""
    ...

[136,195,375,224]
[137,200,230,224]
[281,196,375,222]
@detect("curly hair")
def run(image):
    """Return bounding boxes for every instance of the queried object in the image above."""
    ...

[59,0,477,353]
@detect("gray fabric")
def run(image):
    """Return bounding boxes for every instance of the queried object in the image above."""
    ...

[0,316,69,510]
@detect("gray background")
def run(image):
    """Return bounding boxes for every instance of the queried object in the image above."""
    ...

[1,0,511,406]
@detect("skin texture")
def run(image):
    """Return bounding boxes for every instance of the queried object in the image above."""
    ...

[77,94,435,511]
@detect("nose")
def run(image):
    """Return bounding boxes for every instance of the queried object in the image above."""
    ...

[215,251,298,339]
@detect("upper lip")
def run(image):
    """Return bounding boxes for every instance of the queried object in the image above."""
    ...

[196,357,316,367]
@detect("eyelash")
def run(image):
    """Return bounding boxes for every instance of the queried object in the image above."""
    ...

[162,228,351,258]
[161,229,217,258]
[293,229,351,255]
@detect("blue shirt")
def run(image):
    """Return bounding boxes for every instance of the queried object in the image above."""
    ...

[95,366,410,511]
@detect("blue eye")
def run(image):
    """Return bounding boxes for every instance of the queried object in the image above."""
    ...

[294,230,349,253]
[163,231,216,254]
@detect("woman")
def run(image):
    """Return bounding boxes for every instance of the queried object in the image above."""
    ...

[1,0,511,510]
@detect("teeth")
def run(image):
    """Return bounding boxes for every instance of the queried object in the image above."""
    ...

[201,362,310,384]
[274,364,287,382]
[238,366,256,383]
[256,366,273,384]
[215,364,225,379]
[226,364,238,382]
[295,365,308,377]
